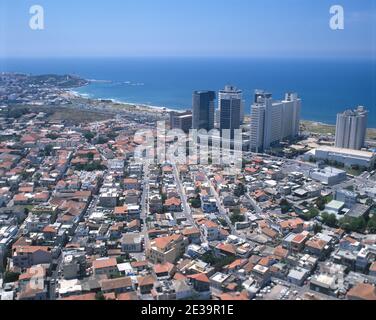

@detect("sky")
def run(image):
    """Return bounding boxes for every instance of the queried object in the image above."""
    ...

[0,0,375,58]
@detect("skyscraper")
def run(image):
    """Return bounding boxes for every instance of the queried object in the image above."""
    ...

[249,90,301,152]
[218,85,242,135]
[335,106,368,150]
[192,91,216,131]
[169,111,193,133]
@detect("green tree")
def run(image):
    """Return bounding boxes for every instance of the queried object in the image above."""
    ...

[316,197,326,211]
[4,271,20,283]
[86,153,95,161]
[44,144,54,157]
[280,199,292,214]
[95,135,109,145]
[304,208,320,221]
[339,216,367,233]
[107,132,118,140]
[234,183,246,197]
[313,223,323,234]
[95,292,105,301]
[83,131,95,141]
[230,212,245,224]
[76,161,106,172]
[190,196,202,209]
[321,212,338,228]
[367,215,376,233]
[201,252,236,271]
[46,133,59,140]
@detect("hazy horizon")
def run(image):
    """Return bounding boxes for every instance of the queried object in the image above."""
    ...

[1,0,375,59]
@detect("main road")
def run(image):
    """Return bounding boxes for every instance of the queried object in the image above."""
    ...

[170,161,195,226]
[201,167,240,236]
[140,162,151,250]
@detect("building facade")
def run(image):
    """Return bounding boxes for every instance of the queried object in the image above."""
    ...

[148,234,187,264]
[169,111,193,133]
[250,90,301,152]
[218,85,243,135]
[335,106,368,150]
[305,146,376,169]
[192,91,216,131]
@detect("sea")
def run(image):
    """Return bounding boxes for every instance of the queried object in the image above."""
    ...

[1,57,375,127]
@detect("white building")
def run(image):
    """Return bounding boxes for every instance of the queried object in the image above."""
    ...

[305,146,376,169]
[108,159,124,171]
[99,187,119,207]
[250,90,301,152]
[309,167,347,185]
[325,200,345,215]
[335,106,368,150]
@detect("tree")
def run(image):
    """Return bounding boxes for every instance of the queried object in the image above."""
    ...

[20,170,30,180]
[234,183,246,197]
[316,197,326,211]
[201,252,217,265]
[190,196,201,209]
[76,161,106,172]
[4,271,20,283]
[95,292,105,301]
[313,223,323,234]
[321,212,338,228]
[44,144,53,157]
[218,217,228,227]
[86,153,95,161]
[280,199,292,214]
[107,132,118,140]
[367,215,376,233]
[46,133,59,140]
[95,135,109,145]
[201,252,236,271]
[230,212,245,224]
[304,208,320,221]
[339,216,367,233]
[83,131,95,141]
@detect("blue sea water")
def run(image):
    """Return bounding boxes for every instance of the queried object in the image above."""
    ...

[1,57,375,127]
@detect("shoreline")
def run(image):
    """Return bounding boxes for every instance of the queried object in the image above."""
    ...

[68,89,183,114]
[69,90,376,131]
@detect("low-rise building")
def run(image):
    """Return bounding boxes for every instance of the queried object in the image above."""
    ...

[121,233,143,253]
[12,245,52,269]
[148,234,187,264]
[92,257,118,277]
[305,146,376,169]
[309,167,347,186]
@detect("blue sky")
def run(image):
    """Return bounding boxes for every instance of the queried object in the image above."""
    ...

[0,0,375,58]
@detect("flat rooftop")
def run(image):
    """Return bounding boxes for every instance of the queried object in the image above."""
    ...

[316,146,375,158]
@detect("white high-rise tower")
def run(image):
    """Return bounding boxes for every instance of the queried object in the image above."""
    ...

[249,90,301,152]
[335,106,368,150]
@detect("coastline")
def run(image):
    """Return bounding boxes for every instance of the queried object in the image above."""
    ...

[67,89,182,114]
[69,89,376,132]
[65,79,376,136]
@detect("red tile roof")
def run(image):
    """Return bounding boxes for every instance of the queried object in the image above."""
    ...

[92,257,117,270]
[188,273,210,283]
